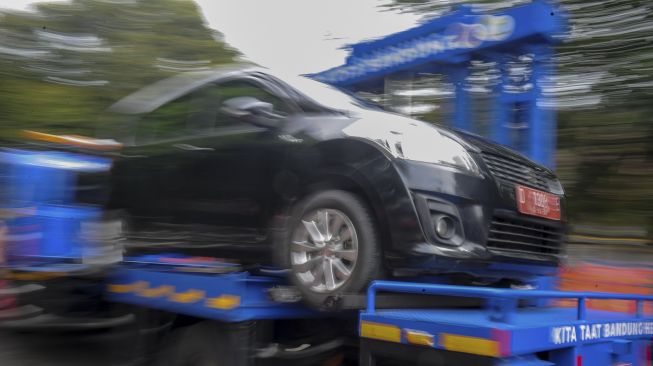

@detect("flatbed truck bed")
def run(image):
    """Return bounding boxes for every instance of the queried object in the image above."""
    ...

[83,254,653,366]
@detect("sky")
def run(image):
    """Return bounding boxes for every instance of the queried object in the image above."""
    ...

[2,0,420,75]
[194,0,420,74]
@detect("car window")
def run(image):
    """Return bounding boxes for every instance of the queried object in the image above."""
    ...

[128,86,220,144]
[214,79,294,124]
[267,72,383,112]
[131,79,292,144]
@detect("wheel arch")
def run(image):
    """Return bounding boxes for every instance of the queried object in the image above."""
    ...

[303,170,393,252]
[269,138,423,259]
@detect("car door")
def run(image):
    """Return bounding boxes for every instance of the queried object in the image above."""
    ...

[106,85,227,238]
[107,75,299,254]
[165,77,300,249]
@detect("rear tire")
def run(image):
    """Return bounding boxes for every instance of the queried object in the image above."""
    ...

[276,190,382,309]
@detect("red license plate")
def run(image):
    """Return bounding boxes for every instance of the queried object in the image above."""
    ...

[515,185,561,220]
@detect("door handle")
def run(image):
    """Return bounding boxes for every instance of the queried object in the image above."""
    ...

[172,143,215,151]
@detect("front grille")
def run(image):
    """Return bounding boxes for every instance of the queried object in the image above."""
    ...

[487,216,564,258]
[481,152,551,191]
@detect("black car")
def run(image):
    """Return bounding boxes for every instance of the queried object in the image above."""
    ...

[101,65,566,306]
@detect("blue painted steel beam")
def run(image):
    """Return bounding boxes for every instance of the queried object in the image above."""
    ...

[366,280,653,314]
[311,1,565,88]
[107,267,317,322]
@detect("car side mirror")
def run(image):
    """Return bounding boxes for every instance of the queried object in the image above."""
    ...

[221,97,283,128]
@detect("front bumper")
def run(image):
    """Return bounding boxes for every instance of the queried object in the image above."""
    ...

[387,158,565,279]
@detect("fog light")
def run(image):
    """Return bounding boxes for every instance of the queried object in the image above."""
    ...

[435,216,455,240]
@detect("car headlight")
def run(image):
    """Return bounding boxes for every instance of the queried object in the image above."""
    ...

[547,178,565,195]
[344,118,480,175]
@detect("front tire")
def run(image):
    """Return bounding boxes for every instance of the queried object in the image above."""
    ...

[277,190,382,308]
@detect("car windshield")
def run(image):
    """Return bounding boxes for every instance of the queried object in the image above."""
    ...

[275,73,381,112]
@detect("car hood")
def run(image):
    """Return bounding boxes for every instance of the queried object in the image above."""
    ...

[343,107,554,175]
[343,108,471,148]
[453,129,556,175]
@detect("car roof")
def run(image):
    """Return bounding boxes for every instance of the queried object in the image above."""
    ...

[107,63,265,115]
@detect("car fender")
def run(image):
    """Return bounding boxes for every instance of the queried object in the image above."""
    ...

[269,138,425,257]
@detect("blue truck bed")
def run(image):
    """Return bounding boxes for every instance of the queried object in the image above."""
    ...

[6,253,653,365]
[359,281,653,365]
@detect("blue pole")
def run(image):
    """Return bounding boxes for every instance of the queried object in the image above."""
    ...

[451,66,471,132]
[490,54,509,146]
[527,45,555,168]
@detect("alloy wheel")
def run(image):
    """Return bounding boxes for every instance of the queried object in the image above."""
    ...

[290,208,358,293]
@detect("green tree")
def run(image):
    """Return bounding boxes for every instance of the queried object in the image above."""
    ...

[0,0,240,137]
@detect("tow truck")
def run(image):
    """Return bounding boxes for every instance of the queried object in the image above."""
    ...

[3,1,653,365]
[1,151,652,365]
[5,235,653,365]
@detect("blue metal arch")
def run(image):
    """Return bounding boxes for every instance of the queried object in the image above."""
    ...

[311,1,567,169]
